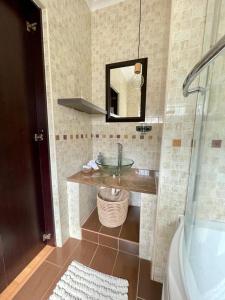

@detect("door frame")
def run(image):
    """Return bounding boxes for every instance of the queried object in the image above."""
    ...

[29,0,56,246]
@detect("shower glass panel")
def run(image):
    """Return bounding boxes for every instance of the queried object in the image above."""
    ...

[183,1,225,299]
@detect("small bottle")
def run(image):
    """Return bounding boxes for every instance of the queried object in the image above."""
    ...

[97,152,104,163]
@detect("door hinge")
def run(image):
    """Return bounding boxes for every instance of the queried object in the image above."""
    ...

[26,21,37,32]
[43,233,51,242]
[34,133,44,142]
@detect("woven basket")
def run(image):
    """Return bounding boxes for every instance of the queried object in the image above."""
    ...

[97,188,129,228]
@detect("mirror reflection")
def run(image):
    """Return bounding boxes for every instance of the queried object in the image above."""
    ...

[110,66,141,117]
[106,58,147,122]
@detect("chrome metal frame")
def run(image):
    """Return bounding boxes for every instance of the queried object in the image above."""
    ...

[183,34,225,97]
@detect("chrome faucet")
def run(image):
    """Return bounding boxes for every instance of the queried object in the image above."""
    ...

[117,143,123,176]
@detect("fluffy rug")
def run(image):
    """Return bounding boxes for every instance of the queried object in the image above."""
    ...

[49,260,129,300]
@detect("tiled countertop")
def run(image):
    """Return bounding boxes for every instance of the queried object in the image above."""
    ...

[67,168,157,194]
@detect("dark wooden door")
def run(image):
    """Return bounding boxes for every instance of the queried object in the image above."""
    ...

[0,0,54,289]
[0,236,7,291]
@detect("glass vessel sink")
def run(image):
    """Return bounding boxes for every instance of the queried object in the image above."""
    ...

[96,157,134,176]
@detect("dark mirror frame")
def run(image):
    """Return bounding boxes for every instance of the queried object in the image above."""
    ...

[106,58,148,122]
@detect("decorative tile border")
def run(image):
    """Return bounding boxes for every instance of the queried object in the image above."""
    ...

[172,139,181,147]
[55,134,90,141]
[212,139,222,148]
[55,134,224,151]
[55,133,157,141]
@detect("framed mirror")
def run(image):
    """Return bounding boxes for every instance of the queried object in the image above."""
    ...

[106,58,148,122]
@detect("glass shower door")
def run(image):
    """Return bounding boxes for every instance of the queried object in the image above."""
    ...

[183,1,225,299]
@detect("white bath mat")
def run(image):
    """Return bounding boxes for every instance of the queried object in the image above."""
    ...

[49,260,129,300]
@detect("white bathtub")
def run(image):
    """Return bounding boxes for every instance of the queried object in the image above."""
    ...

[162,218,187,300]
[163,218,225,300]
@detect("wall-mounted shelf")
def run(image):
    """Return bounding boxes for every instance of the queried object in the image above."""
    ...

[58,98,107,115]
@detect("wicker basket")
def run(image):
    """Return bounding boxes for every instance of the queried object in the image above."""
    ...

[97,188,129,228]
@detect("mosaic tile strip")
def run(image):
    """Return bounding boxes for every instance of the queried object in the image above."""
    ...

[55,133,163,141]
[211,139,222,148]
[172,139,181,147]
[55,135,225,151]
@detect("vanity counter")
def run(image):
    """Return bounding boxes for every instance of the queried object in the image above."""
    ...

[67,168,157,194]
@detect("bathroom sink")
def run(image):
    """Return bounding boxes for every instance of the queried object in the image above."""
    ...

[96,157,134,176]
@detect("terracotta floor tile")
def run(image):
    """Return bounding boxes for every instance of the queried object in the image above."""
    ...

[41,266,68,300]
[43,241,98,299]
[90,245,117,275]
[138,259,162,300]
[13,261,60,300]
[46,238,80,267]
[119,239,139,256]
[0,246,54,299]
[82,228,99,243]
[99,233,118,249]
[113,252,139,300]
[5,239,162,300]
[68,240,97,266]
[82,208,102,232]
[100,225,121,237]
[120,206,140,243]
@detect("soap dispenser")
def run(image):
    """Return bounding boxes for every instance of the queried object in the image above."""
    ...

[97,152,104,163]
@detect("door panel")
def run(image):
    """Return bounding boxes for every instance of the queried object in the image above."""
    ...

[0,0,53,288]
[0,236,7,291]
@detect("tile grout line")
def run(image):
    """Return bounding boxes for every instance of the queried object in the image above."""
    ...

[136,258,141,300]
[41,240,84,299]
[89,245,99,267]
[98,224,102,245]
[111,250,119,276]
[119,249,138,257]
[44,259,62,269]
[83,227,119,239]
[81,207,98,227]
[85,239,139,258]
[119,237,139,245]
[99,224,102,233]
[118,222,123,239]
[83,226,139,256]
[118,224,123,250]
[41,267,63,300]
[83,227,139,245]
[47,240,83,272]
[95,241,118,252]
[42,240,99,300]
[82,227,101,233]
[59,240,82,269]
[82,238,98,246]
[84,228,140,251]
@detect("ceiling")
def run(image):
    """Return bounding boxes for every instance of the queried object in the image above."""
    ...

[85,0,126,11]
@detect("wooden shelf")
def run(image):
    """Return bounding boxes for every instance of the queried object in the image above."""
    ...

[58,98,107,115]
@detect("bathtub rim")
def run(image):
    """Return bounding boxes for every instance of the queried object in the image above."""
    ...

[162,216,188,300]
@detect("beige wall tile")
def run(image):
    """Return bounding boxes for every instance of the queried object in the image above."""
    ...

[91,0,171,169]
[152,0,208,282]
[40,0,93,244]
